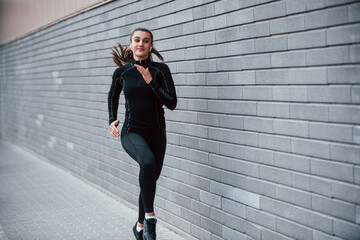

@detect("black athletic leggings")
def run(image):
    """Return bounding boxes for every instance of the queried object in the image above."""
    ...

[120,126,166,224]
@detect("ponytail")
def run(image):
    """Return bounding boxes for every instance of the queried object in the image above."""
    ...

[111,28,164,67]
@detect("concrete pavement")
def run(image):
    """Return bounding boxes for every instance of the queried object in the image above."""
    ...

[0,139,186,240]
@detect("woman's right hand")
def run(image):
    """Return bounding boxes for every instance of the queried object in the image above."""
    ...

[109,120,120,137]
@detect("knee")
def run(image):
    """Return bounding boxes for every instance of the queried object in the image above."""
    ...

[141,156,155,172]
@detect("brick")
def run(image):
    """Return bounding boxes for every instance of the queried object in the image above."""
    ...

[216,56,241,71]
[227,39,255,56]
[195,59,217,72]
[312,195,356,222]
[193,3,214,20]
[219,142,245,160]
[349,2,360,22]
[270,15,305,34]
[330,142,360,164]
[305,6,348,29]
[309,122,353,143]
[259,134,292,152]
[275,152,310,173]
[357,206,360,224]
[246,207,276,229]
[240,21,270,39]
[243,86,273,101]
[205,44,227,58]
[190,223,212,240]
[206,73,229,85]
[242,54,272,70]
[174,8,193,24]
[292,172,311,192]
[332,181,360,204]
[199,164,221,181]
[273,86,308,102]
[214,0,241,14]
[233,188,260,209]
[210,180,233,199]
[204,15,227,31]
[210,207,235,229]
[271,50,306,67]
[260,165,292,186]
[276,217,313,240]
[209,154,233,171]
[312,230,343,240]
[255,36,288,52]
[200,215,222,235]
[186,46,205,60]
[288,30,326,49]
[274,119,309,138]
[215,27,240,43]
[292,206,333,234]
[221,171,246,189]
[222,226,247,240]
[176,61,195,73]
[244,220,261,240]
[310,176,332,197]
[291,138,330,159]
[290,103,329,122]
[352,86,360,104]
[327,65,360,84]
[246,177,276,198]
[258,102,290,118]
[232,158,260,178]
[226,8,254,27]
[217,86,243,100]
[277,185,312,208]
[285,0,307,14]
[289,67,327,84]
[261,228,293,240]
[329,105,360,124]
[244,116,273,133]
[190,198,211,218]
[208,127,258,147]
[311,158,354,182]
[333,218,360,240]
[218,115,244,130]
[194,31,216,45]
[244,145,275,165]
[207,100,257,115]
[222,198,246,218]
[327,24,360,45]
[254,1,286,21]
[356,166,360,184]
[350,44,360,62]
[306,46,349,65]
[255,69,289,85]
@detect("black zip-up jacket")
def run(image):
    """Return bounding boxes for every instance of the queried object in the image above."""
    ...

[107,57,177,130]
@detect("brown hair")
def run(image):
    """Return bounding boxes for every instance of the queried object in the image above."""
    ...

[111,28,164,67]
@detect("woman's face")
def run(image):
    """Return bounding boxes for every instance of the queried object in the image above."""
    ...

[129,31,152,61]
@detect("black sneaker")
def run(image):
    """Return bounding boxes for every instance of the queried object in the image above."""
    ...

[143,218,157,240]
[132,222,143,240]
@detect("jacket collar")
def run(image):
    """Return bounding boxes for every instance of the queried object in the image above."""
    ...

[131,57,151,68]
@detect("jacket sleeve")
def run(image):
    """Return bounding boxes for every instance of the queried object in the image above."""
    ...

[148,64,177,110]
[107,68,123,125]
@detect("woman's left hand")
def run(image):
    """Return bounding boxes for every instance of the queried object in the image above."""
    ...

[134,64,152,84]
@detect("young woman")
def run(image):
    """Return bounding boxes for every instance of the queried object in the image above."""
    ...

[108,28,177,240]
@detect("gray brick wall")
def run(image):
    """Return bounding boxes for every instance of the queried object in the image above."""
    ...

[1,0,359,239]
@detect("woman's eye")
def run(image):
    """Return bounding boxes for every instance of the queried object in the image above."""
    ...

[134,39,140,42]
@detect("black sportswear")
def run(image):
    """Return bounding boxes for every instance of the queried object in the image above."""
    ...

[107,57,176,225]
[107,57,177,129]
